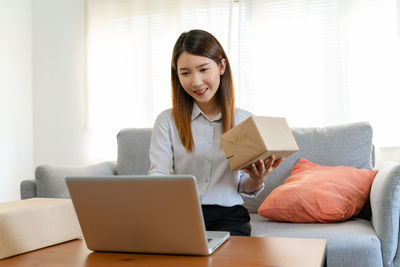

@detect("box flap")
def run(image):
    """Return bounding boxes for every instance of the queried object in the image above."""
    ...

[221,134,266,167]
[220,117,266,169]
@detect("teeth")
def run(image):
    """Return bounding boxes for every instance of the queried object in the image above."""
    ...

[198,88,207,93]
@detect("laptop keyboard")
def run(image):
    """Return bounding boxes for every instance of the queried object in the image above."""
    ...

[207,238,212,243]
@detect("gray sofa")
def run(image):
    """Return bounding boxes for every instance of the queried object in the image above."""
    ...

[21,122,400,267]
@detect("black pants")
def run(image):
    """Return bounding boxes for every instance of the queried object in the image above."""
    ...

[201,205,251,236]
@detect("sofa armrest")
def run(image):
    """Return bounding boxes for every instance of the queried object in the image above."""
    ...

[370,161,400,267]
[20,179,38,199]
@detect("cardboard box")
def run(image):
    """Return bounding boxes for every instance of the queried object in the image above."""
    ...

[0,198,82,259]
[220,116,299,171]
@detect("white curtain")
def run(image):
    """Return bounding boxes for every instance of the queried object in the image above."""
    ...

[86,0,233,161]
[87,0,400,162]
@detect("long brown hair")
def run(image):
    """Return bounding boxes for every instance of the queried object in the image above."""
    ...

[171,29,235,152]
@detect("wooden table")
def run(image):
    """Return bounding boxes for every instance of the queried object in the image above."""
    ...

[0,236,326,267]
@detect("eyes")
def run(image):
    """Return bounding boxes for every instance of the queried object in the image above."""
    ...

[180,68,210,77]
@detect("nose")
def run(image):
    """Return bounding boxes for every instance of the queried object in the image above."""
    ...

[191,73,203,88]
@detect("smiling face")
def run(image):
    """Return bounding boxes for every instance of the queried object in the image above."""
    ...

[177,51,226,112]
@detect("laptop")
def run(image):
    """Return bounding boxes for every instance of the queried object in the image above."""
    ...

[65,175,230,255]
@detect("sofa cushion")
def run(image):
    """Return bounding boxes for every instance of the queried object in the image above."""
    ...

[258,158,377,223]
[250,214,382,267]
[36,162,116,198]
[117,128,152,175]
[244,122,374,213]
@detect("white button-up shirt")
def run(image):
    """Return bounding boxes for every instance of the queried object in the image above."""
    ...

[148,103,264,207]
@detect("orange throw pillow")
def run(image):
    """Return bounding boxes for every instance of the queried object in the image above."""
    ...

[258,158,378,223]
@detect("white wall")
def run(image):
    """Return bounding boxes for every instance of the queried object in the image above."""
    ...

[0,0,94,202]
[33,0,89,166]
[375,147,400,169]
[0,0,34,202]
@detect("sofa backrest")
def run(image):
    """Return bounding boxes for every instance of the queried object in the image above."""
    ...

[35,162,116,198]
[117,128,153,175]
[117,122,374,212]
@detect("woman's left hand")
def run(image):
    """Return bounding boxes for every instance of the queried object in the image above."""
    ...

[242,155,284,193]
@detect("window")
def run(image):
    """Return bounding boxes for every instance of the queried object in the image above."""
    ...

[87,0,400,162]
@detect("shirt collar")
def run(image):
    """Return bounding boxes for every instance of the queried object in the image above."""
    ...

[191,103,202,120]
[191,103,222,122]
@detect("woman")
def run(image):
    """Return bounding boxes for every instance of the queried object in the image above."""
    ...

[148,29,283,236]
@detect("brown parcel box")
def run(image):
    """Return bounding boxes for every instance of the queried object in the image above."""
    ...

[220,116,299,171]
